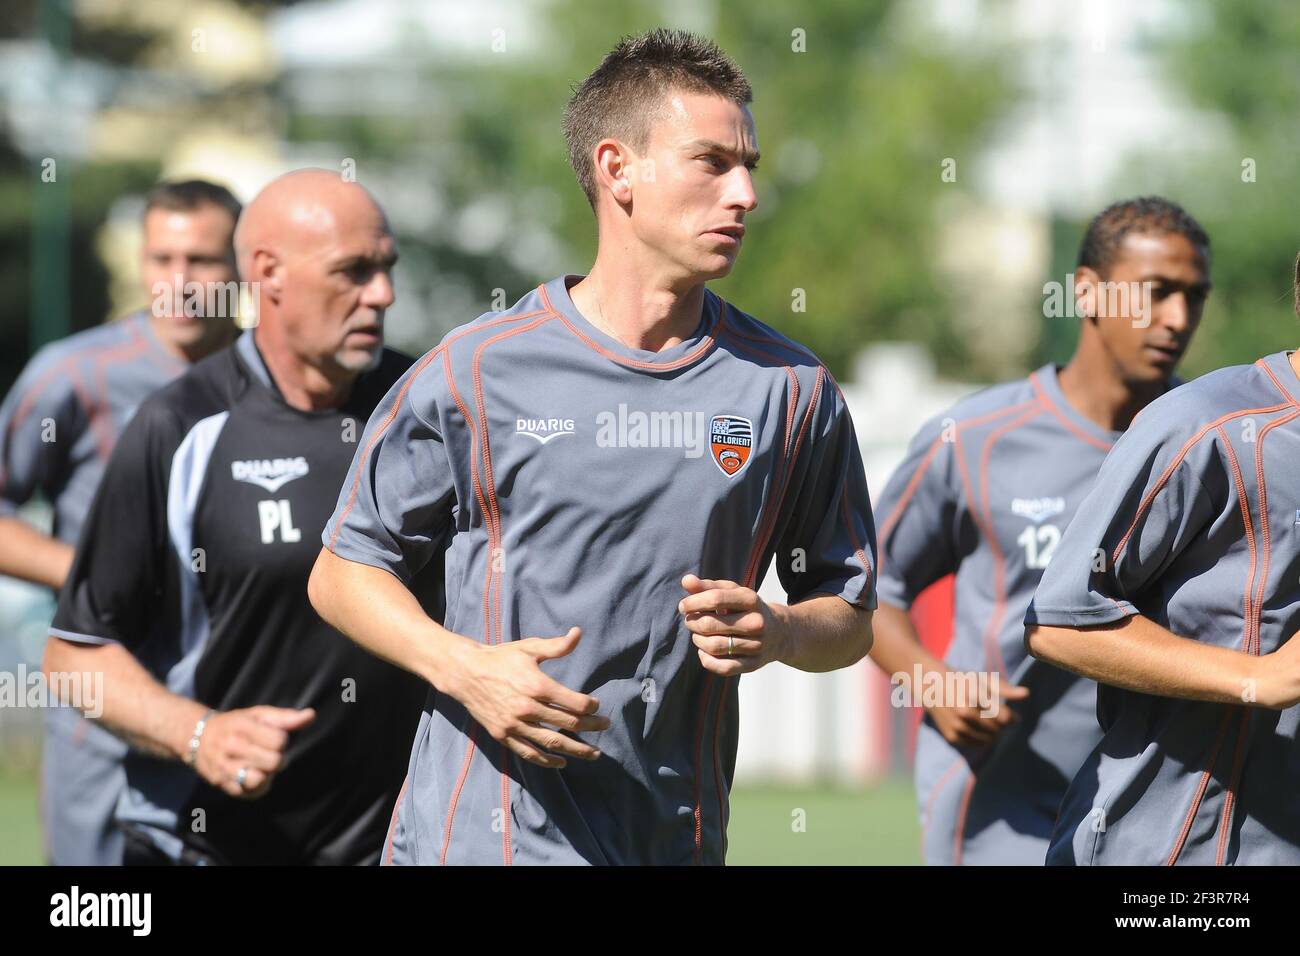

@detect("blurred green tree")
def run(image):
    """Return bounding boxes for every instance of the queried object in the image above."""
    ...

[1162,0,1300,374]
[5,0,1015,388]
[430,0,1013,379]
[1043,0,1300,377]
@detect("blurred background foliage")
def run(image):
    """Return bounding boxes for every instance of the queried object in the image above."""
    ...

[458,0,1012,379]
[1146,0,1300,374]
[0,0,1296,389]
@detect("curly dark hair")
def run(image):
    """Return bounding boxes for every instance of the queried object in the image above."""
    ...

[1077,196,1210,277]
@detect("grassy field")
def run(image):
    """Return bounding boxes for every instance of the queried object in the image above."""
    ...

[0,770,920,866]
[0,772,43,866]
[727,779,920,865]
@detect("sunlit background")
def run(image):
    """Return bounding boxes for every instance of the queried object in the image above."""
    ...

[0,0,1296,864]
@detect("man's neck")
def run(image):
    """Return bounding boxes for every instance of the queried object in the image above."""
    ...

[149,315,237,365]
[252,326,355,412]
[568,252,708,353]
[1057,337,1166,433]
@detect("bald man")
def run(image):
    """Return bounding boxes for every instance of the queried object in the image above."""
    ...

[42,169,434,865]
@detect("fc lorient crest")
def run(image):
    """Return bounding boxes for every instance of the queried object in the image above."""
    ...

[710,415,753,478]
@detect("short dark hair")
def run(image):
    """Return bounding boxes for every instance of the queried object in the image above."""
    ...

[563,29,752,210]
[1077,196,1210,277]
[144,179,242,225]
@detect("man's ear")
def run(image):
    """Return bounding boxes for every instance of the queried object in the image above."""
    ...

[592,138,634,208]
[1074,265,1101,322]
[252,249,283,304]
[1293,250,1299,320]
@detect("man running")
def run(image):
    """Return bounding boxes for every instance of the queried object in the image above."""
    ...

[308,29,876,865]
[1025,254,1300,865]
[0,179,241,864]
[43,169,430,865]
[870,197,1211,864]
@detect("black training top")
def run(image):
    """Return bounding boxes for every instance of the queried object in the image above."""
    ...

[52,332,436,864]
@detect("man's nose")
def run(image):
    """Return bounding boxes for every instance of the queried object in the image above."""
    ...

[725,166,758,213]
[363,270,396,310]
[1159,291,1192,335]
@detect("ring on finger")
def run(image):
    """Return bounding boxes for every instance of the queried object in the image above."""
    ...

[727,636,735,657]
[235,766,249,790]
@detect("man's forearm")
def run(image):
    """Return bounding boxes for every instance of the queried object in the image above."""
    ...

[42,638,207,759]
[1027,615,1264,706]
[0,516,74,590]
[867,600,950,682]
[308,547,473,693]
[774,594,872,672]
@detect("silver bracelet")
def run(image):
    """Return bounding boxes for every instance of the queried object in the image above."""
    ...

[184,710,217,767]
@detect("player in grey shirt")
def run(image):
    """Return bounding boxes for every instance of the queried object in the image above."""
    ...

[871,198,1211,864]
[1027,263,1300,865]
[0,180,240,864]
[309,30,876,865]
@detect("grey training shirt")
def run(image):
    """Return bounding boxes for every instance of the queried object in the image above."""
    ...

[875,365,1119,864]
[324,275,876,865]
[0,311,185,866]
[1028,351,1300,865]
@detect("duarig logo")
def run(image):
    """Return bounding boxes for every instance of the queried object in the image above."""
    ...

[231,457,310,493]
[516,417,576,444]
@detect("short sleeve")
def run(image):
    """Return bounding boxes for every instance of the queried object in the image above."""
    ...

[50,401,180,647]
[873,411,962,609]
[1025,404,1224,628]
[324,350,456,583]
[773,372,877,609]
[0,345,80,517]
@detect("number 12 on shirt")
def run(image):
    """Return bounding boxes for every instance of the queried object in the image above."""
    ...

[1017,523,1061,570]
